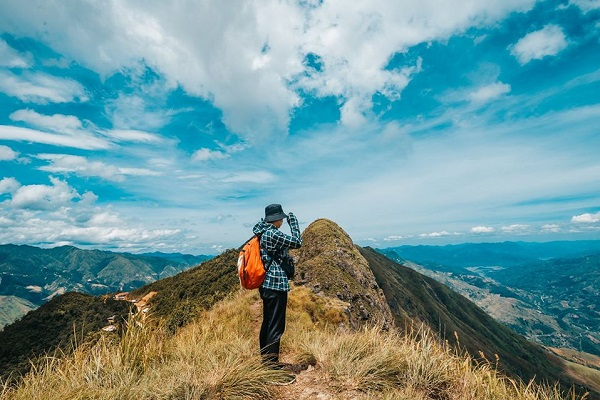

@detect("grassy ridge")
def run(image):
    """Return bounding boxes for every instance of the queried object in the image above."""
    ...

[1,287,587,400]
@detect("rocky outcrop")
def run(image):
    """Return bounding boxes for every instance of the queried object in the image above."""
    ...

[292,219,393,331]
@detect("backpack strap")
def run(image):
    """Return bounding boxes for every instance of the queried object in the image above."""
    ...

[252,233,275,273]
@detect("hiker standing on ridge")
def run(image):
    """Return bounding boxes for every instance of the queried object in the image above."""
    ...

[252,204,302,369]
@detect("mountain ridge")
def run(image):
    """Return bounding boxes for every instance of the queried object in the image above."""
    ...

[0,219,597,397]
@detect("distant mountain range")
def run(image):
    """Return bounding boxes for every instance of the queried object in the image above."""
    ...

[380,241,600,356]
[0,244,211,328]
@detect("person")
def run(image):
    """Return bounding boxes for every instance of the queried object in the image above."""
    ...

[252,203,302,372]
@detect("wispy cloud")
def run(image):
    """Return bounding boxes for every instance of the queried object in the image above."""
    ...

[0,70,88,104]
[36,154,160,182]
[0,125,111,150]
[0,38,32,68]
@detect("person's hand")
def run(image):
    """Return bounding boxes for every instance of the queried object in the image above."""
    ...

[287,211,294,223]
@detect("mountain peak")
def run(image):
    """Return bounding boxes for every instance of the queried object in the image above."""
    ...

[294,218,394,330]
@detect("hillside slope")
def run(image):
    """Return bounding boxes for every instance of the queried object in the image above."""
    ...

[381,247,600,356]
[0,244,208,328]
[0,292,131,380]
[360,247,562,380]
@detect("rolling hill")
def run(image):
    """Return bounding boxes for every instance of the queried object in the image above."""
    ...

[0,244,210,328]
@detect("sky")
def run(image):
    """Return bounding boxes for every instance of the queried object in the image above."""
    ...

[0,0,599,255]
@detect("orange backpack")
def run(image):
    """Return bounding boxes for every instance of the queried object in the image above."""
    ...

[237,236,268,289]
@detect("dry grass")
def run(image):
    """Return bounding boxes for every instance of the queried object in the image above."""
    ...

[0,287,589,400]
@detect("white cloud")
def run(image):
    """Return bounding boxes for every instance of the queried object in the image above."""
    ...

[0,145,18,161]
[221,171,276,184]
[571,212,600,223]
[192,148,229,162]
[0,125,110,150]
[2,110,165,149]
[510,25,568,64]
[0,38,32,68]
[8,176,87,211]
[0,70,88,104]
[468,82,511,103]
[0,177,21,194]
[36,154,124,182]
[569,0,600,12]
[10,109,83,132]
[419,231,461,238]
[541,224,561,233]
[37,154,162,182]
[383,235,413,241]
[470,226,495,233]
[0,0,537,139]
[102,129,165,144]
[501,224,530,233]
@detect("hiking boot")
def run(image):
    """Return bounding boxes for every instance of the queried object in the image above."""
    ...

[279,362,307,374]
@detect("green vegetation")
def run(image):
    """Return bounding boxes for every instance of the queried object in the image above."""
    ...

[128,248,240,332]
[0,244,209,328]
[360,246,593,397]
[0,292,131,381]
[0,288,588,400]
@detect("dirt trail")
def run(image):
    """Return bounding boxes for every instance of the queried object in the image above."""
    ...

[250,298,350,400]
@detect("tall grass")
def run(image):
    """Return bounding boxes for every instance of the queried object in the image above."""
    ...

[0,287,589,400]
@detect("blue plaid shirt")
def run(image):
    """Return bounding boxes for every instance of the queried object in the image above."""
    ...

[252,213,302,292]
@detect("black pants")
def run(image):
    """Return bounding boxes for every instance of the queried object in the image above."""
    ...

[259,287,288,364]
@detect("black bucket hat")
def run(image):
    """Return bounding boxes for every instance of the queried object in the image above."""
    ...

[264,204,287,222]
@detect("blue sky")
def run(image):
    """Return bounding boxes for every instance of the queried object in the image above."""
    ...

[0,0,599,254]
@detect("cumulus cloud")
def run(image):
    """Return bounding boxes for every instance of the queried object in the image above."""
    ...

[0,177,21,194]
[0,70,88,104]
[8,176,88,211]
[0,0,537,139]
[0,176,184,251]
[470,226,495,233]
[0,145,18,161]
[510,25,568,64]
[571,212,600,223]
[0,38,32,68]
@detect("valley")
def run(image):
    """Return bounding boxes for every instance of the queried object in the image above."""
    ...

[380,241,600,356]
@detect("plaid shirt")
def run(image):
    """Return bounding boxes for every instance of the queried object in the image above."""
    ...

[252,213,302,292]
